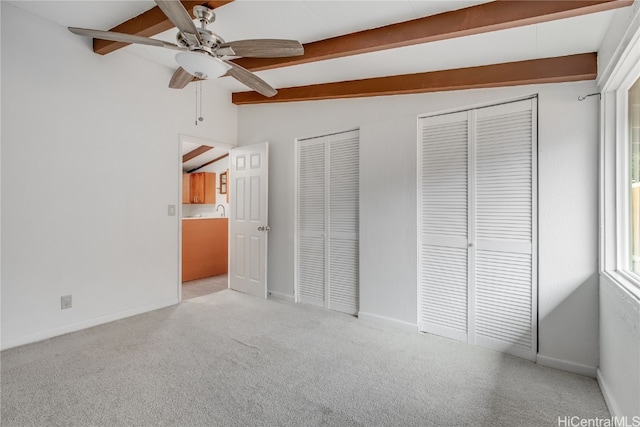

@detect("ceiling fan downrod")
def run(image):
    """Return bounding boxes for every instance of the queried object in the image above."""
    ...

[193,5,216,28]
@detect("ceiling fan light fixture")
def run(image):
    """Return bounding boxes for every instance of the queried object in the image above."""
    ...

[175,51,229,79]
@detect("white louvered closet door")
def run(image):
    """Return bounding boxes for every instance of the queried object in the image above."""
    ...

[473,99,537,359]
[419,98,537,360]
[297,130,360,315]
[298,137,326,308]
[327,132,359,314]
[418,111,470,342]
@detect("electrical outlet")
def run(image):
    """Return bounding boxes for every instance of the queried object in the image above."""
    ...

[61,295,72,310]
[168,204,176,216]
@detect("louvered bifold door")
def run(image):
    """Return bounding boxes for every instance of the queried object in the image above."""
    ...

[297,130,360,314]
[418,111,470,341]
[327,130,359,315]
[473,98,537,360]
[298,137,326,308]
[418,98,537,359]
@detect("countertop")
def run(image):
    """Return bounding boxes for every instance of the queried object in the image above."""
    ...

[182,217,227,220]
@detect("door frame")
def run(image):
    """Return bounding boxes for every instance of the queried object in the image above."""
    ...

[177,134,235,302]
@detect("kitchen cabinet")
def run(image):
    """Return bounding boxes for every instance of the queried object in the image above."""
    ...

[188,172,216,204]
[182,174,190,204]
[182,218,228,281]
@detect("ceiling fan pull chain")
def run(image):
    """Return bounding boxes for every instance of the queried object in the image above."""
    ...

[194,80,204,126]
[199,81,204,123]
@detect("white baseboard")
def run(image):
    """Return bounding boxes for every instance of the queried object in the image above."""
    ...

[358,311,418,332]
[536,354,597,378]
[1,297,179,351]
[597,368,622,418]
[267,291,294,303]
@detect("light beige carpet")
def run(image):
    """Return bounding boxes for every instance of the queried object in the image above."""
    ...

[1,290,609,426]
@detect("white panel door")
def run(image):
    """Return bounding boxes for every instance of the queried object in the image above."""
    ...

[229,142,269,299]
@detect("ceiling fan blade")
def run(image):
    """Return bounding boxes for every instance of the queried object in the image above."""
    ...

[218,39,304,58]
[169,67,196,89]
[68,27,184,50]
[155,0,201,46]
[223,61,277,97]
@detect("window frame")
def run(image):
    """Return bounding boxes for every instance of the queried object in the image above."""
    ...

[616,73,634,275]
[600,19,640,299]
[627,78,640,276]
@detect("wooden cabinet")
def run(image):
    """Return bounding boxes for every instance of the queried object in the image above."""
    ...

[182,218,228,282]
[182,174,190,204]
[187,172,216,204]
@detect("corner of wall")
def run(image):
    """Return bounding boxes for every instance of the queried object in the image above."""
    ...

[536,354,597,378]
[267,291,294,303]
[358,311,418,333]
[597,368,622,418]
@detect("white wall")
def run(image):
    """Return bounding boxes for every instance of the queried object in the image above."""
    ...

[0,3,237,349]
[599,275,640,417]
[237,81,601,373]
[182,157,230,218]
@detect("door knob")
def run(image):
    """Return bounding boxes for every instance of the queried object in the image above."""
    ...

[258,226,271,231]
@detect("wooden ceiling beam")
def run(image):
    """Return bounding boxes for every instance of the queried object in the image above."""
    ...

[233,0,630,72]
[231,53,597,105]
[183,145,214,162]
[94,1,234,55]
[188,153,229,173]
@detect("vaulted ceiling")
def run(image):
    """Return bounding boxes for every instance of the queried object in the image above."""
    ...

[9,0,633,105]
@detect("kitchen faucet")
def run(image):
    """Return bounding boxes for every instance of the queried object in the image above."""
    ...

[216,204,226,217]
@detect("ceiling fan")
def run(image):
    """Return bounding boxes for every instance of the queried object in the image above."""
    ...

[68,0,304,97]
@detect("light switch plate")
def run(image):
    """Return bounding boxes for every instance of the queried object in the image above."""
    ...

[168,205,176,216]
[61,295,72,310]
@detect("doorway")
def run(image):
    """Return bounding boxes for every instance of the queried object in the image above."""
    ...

[179,134,232,301]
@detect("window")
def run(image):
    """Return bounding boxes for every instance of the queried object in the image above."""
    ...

[600,27,640,296]
[630,77,640,275]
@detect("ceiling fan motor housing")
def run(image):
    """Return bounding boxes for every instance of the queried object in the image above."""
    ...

[174,6,224,56]
[176,30,225,54]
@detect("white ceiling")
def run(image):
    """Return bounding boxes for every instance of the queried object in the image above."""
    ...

[8,0,621,167]
[10,0,618,94]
